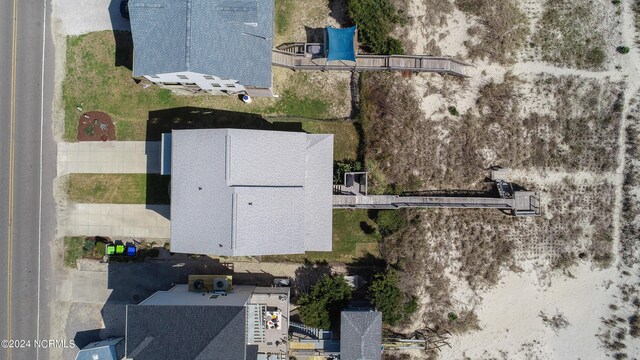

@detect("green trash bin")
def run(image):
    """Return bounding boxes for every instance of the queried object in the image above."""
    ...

[115,244,125,254]
[106,244,115,255]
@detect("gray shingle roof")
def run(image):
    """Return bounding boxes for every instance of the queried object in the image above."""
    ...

[129,0,274,88]
[75,339,121,360]
[340,310,383,360]
[125,305,255,360]
[169,129,333,256]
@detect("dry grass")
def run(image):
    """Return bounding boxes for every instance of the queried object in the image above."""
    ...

[510,179,615,268]
[539,311,570,330]
[358,66,623,338]
[382,210,486,334]
[532,0,607,69]
[360,72,623,194]
[620,94,640,267]
[455,0,529,64]
[397,0,454,60]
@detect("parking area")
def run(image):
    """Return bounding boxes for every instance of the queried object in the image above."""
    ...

[54,0,130,35]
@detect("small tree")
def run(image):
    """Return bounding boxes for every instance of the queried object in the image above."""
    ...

[368,269,417,325]
[298,274,353,329]
[375,210,406,237]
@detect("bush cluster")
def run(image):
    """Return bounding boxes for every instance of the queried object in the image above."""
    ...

[368,269,418,325]
[374,210,406,237]
[298,275,352,329]
[333,160,363,184]
[347,0,405,54]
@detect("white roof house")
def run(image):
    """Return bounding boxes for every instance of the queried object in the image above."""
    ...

[164,129,334,256]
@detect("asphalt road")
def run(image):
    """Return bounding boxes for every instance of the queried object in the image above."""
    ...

[0,0,56,359]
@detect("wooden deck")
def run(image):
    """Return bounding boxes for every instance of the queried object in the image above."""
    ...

[272,49,472,77]
[333,191,541,216]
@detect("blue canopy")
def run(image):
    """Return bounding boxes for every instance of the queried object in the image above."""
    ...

[326,26,356,62]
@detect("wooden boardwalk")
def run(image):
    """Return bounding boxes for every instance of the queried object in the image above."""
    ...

[272,49,472,77]
[333,191,541,216]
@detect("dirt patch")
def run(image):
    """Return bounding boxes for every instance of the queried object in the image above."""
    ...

[76,111,116,141]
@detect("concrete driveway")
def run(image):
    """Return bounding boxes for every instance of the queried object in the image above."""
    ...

[59,203,170,238]
[54,0,130,35]
[57,141,161,176]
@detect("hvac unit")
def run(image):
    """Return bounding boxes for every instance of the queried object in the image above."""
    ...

[193,279,206,291]
[213,278,228,292]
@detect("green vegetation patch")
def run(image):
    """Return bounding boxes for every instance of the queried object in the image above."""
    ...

[456,0,529,64]
[368,269,418,325]
[347,0,406,54]
[263,209,381,263]
[533,0,606,69]
[275,0,294,36]
[67,174,170,204]
[301,121,359,160]
[64,236,85,268]
[63,31,349,141]
[298,274,352,329]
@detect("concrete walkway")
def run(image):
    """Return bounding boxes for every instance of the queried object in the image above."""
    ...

[59,203,170,238]
[57,141,161,176]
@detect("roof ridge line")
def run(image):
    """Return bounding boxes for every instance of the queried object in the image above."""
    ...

[185,0,192,70]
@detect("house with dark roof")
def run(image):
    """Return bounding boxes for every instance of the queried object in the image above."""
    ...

[125,276,290,360]
[340,310,383,360]
[161,128,334,256]
[128,0,275,97]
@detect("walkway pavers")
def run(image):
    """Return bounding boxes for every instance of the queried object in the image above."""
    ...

[57,141,161,176]
[60,203,170,238]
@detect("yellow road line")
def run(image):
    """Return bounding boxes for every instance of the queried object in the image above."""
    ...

[7,0,18,357]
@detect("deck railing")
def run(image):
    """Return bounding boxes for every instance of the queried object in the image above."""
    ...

[272,49,472,77]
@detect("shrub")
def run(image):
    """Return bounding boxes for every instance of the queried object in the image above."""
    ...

[334,160,363,184]
[375,210,406,237]
[82,239,96,252]
[368,269,417,325]
[617,46,630,54]
[448,106,459,116]
[347,0,405,54]
[84,125,94,136]
[448,312,459,321]
[298,275,352,329]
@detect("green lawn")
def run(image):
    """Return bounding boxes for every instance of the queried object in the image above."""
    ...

[263,209,381,263]
[301,120,359,160]
[63,236,84,268]
[63,31,350,141]
[67,174,170,204]
[275,0,295,36]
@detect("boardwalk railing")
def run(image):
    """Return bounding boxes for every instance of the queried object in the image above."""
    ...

[333,191,541,217]
[272,49,473,77]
